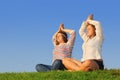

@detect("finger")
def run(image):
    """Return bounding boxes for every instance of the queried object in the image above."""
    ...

[60,23,64,29]
[87,14,93,20]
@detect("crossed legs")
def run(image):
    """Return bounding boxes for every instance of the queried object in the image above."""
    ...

[62,58,99,71]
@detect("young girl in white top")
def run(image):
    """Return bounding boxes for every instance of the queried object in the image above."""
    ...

[62,14,104,71]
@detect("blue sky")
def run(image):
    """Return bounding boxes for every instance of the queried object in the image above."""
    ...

[0,0,120,72]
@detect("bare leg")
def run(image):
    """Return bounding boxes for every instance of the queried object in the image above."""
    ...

[63,58,99,71]
[62,58,82,71]
[78,60,99,71]
[70,58,82,66]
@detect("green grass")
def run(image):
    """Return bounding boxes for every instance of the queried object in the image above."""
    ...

[0,69,120,80]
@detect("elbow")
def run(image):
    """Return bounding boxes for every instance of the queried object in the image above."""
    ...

[70,30,76,35]
[72,30,75,33]
[79,29,83,36]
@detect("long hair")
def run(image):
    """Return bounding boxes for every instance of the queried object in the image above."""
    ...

[56,31,68,45]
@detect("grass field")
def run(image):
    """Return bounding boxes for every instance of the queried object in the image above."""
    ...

[0,69,120,80]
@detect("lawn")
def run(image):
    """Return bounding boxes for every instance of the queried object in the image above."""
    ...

[0,69,120,80]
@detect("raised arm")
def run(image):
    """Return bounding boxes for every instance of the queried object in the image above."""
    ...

[79,14,93,41]
[87,20,104,40]
[61,28,75,35]
[52,25,61,46]
[79,21,88,41]
[61,26,76,46]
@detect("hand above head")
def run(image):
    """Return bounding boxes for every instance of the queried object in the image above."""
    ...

[59,23,64,31]
[85,14,94,26]
[87,14,93,20]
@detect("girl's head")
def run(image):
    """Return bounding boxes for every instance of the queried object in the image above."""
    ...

[86,24,96,38]
[56,31,68,45]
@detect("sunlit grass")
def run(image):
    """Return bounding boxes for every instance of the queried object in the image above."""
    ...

[0,69,120,80]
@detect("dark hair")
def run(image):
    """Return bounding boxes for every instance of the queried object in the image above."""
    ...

[88,24,95,29]
[87,24,96,36]
[56,31,68,45]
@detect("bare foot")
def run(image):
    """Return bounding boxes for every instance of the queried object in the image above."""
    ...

[66,70,73,72]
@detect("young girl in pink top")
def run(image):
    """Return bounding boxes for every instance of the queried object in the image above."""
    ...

[36,24,76,72]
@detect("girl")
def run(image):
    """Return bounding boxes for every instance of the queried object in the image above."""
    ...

[36,24,76,72]
[62,14,104,71]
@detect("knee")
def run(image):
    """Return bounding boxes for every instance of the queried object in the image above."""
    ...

[52,59,65,70]
[35,64,43,72]
[62,58,71,64]
[62,58,66,64]
[52,60,62,67]
[78,60,93,71]
[82,60,99,71]
[35,64,52,72]
[53,59,62,64]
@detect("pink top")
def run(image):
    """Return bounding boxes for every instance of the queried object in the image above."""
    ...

[52,30,76,62]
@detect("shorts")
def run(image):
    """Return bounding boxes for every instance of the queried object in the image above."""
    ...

[93,60,104,70]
